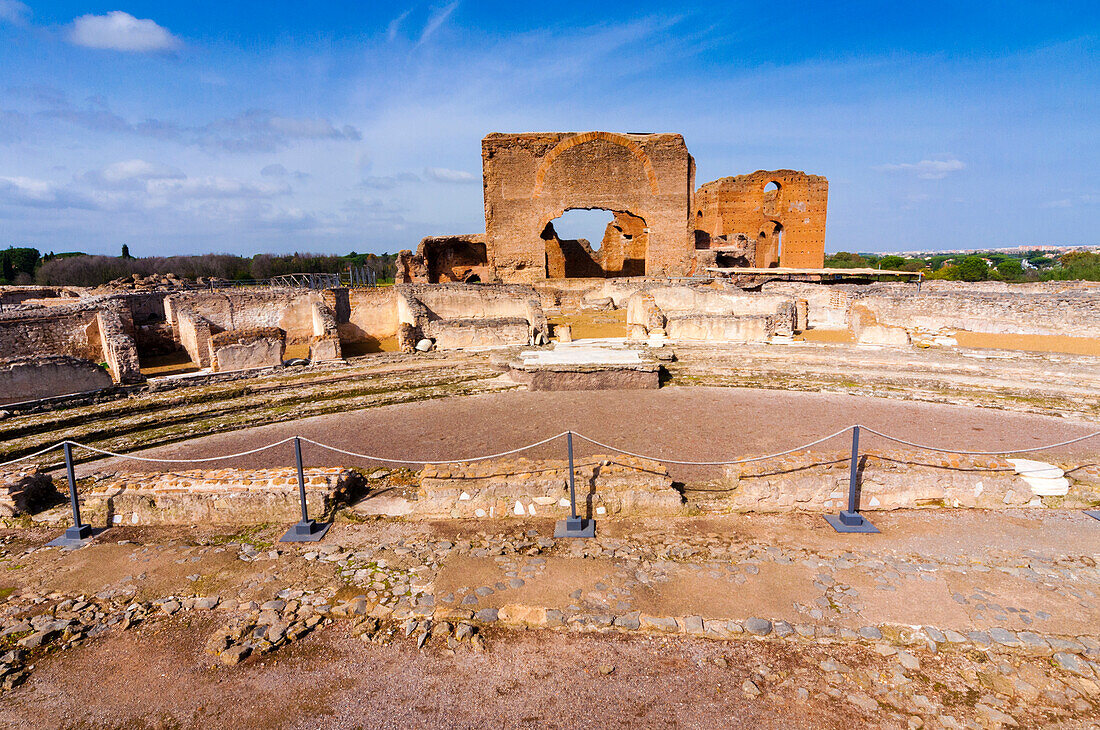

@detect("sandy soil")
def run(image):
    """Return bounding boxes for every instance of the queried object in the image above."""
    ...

[96,386,1100,483]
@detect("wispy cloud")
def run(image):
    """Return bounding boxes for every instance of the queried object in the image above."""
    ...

[359,172,421,189]
[875,158,966,180]
[387,9,413,41]
[0,0,29,25]
[68,11,182,53]
[416,2,458,47]
[424,166,476,184]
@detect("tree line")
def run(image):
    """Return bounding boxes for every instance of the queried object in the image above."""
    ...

[824,250,1100,282]
[0,247,398,287]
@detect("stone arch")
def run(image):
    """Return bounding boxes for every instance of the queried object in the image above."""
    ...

[532,131,660,197]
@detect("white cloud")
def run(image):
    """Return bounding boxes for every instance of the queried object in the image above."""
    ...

[0,0,30,25]
[68,11,182,53]
[876,158,966,180]
[424,166,476,184]
[417,2,459,46]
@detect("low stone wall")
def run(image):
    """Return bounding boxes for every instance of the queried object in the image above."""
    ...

[626,284,796,342]
[712,449,1100,512]
[0,466,60,517]
[83,467,365,525]
[210,328,286,372]
[396,284,549,351]
[0,356,114,405]
[415,455,683,519]
[309,303,342,361]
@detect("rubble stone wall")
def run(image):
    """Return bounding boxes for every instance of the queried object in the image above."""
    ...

[396,284,548,350]
[165,290,322,345]
[625,284,796,341]
[482,132,695,281]
[83,467,364,525]
[416,455,683,519]
[0,465,60,516]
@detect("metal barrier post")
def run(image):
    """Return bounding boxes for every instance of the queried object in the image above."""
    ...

[1086,510,1100,522]
[824,426,879,534]
[279,437,331,543]
[554,431,595,538]
[47,442,98,548]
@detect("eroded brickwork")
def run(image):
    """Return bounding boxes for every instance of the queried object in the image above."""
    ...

[694,170,829,268]
[482,132,696,281]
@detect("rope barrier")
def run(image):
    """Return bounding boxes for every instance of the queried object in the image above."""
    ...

[66,437,300,464]
[298,432,570,465]
[570,427,855,465]
[3,424,1100,471]
[856,425,1100,456]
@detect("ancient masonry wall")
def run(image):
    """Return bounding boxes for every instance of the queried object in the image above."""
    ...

[209,327,286,372]
[395,283,549,350]
[165,289,324,346]
[0,356,113,406]
[82,467,364,525]
[482,132,695,282]
[763,281,1100,338]
[695,170,829,269]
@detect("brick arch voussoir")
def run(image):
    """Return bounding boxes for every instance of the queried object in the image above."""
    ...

[533,131,660,197]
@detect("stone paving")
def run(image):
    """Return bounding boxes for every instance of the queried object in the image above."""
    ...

[0,510,1098,727]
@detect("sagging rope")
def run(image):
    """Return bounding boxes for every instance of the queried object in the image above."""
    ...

[2,424,1100,470]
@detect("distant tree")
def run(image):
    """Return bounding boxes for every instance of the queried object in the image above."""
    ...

[996,259,1024,280]
[878,255,906,270]
[121,244,133,259]
[956,255,989,282]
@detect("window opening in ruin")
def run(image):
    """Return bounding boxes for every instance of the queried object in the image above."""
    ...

[543,207,648,278]
[763,181,781,217]
[758,221,784,268]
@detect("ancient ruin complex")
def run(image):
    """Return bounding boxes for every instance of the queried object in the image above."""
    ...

[399,131,829,284]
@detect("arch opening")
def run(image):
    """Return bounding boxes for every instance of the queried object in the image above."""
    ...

[756,221,784,268]
[762,181,781,217]
[542,207,648,278]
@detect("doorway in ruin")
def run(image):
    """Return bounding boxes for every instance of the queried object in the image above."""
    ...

[542,208,648,278]
[757,221,784,268]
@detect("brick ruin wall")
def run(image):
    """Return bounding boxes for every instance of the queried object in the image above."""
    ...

[482,132,695,282]
[694,170,828,269]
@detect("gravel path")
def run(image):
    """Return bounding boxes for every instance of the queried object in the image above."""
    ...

[95,386,1100,482]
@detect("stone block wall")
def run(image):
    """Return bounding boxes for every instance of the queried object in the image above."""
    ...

[482,132,695,281]
[625,284,796,341]
[83,467,364,525]
[165,289,323,346]
[415,454,683,519]
[210,327,286,372]
[0,356,114,405]
[397,234,491,284]
[395,284,549,350]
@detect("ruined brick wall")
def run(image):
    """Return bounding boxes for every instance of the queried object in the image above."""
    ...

[695,170,828,269]
[482,132,695,282]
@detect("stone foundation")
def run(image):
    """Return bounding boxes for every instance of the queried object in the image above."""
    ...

[415,455,683,519]
[83,467,365,525]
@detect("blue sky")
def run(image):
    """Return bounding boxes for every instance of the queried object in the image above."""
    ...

[0,1,1097,256]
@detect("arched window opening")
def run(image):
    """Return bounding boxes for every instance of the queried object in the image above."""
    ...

[762,181,781,217]
[543,208,648,278]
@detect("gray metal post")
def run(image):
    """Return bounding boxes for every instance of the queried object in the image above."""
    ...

[554,430,595,538]
[567,431,578,520]
[824,425,879,534]
[848,425,860,513]
[47,442,95,547]
[279,436,331,542]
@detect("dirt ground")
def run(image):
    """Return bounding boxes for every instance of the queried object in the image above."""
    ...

[95,386,1100,483]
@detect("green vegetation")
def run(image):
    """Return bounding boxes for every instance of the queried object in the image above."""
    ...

[824,249,1100,282]
[1,246,398,287]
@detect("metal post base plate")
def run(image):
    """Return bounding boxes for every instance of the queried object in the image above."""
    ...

[47,524,104,548]
[554,517,596,539]
[279,520,331,543]
[824,511,880,534]
[1086,510,1100,522]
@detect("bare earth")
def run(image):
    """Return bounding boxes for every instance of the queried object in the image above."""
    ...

[97,386,1100,483]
